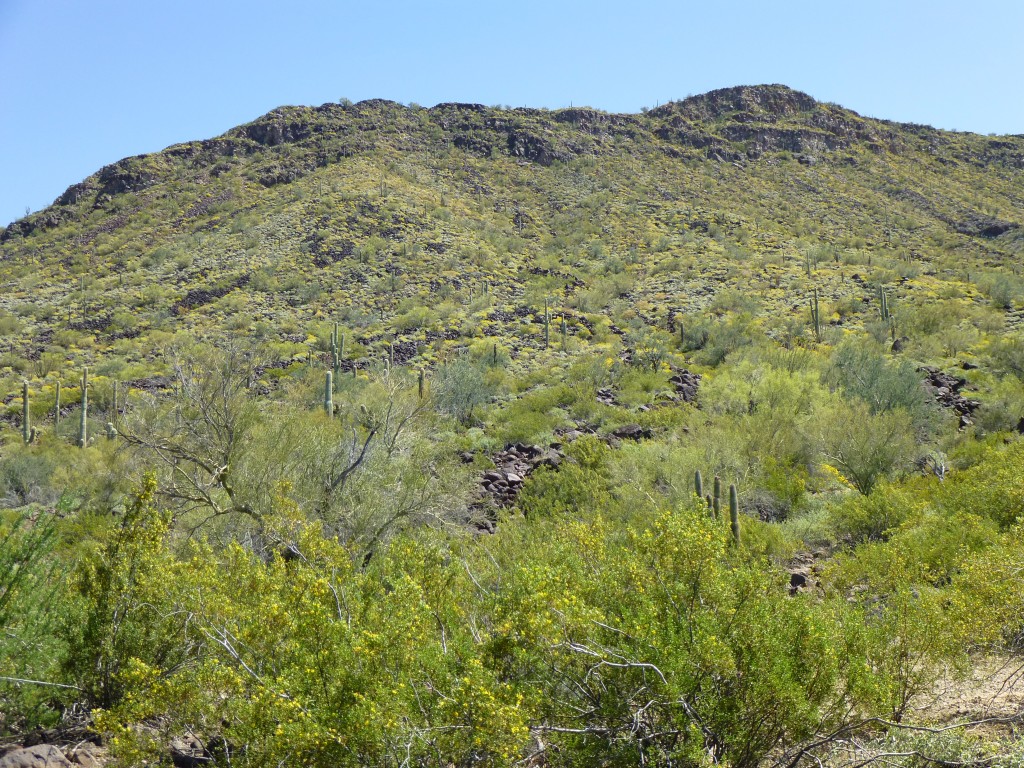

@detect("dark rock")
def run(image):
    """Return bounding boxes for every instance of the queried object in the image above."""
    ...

[669,369,702,404]
[170,736,211,767]
[534,450,562,469]
[611,424,652,441]
[920,366,981,429]
[953,214,1018,238]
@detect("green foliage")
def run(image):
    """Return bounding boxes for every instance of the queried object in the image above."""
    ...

[933,439,1024,529]
[63,474,181,707]
[0,508,66,732]
[817,397,918,494]
[517,435,613,518]
[826,482,921,542]
[826,340,931,427]
[431,357,494,423]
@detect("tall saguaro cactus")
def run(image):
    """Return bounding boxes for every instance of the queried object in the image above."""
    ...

[78,367,89,448]
[712,475,722,520]
[729,484,741,545]
[22,381,30,444]
[324,371,334,418]
[54,380,62,429]
[810,288,821,342]
[544,298,550,349]
[694,469,703,499]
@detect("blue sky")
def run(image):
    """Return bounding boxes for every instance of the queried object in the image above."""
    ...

[1,0,1022,227]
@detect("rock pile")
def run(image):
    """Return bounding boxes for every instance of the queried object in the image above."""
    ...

[919,366,980,429]
[669,369,702,404]
[477,443,563,510]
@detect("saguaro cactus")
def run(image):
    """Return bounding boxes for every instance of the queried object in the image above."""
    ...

[810,288,821,342]
[729,484,741,545]
[544,299,550,349]
[694,469,703,499]
[712,475,722,520]
[418,368,426,399]
[78,367,89,448]
[324,371,334,417]
[22,380,30,444]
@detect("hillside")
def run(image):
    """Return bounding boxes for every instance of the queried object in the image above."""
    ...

[2,84,1023,387]
[1,85,1024,767]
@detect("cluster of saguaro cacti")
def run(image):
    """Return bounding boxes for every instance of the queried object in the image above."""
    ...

[694,470,741,545]
[878,285,892,322]
[810,288,822,342]
[21,369,116,447]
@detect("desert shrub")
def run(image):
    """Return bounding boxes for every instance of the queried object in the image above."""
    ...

[617,366,668,407]
[694,314,758,366]
[987,330,1024,379]
[430,357,494,423]
[0,446,63,507]
[61,475,186,707]
[516,435,613,518]
[826,482,922,543]
[0,508,67,732]
[488,384,578,444]
[816,397,917,494]
[977,271,1024,309]
[826,340,931,427]
[932,439,1024,529]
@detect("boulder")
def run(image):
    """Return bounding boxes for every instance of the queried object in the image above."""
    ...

[0,746,72,768]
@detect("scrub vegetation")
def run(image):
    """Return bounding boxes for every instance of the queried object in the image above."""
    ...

[1,85,1024,766]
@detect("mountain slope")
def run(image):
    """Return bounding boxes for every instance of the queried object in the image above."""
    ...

[1,84,1022,396]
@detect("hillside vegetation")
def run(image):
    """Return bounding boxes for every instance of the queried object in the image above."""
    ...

[1,85,1024,767]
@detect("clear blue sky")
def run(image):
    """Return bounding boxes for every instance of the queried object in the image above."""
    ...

[2,0,1022,227]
